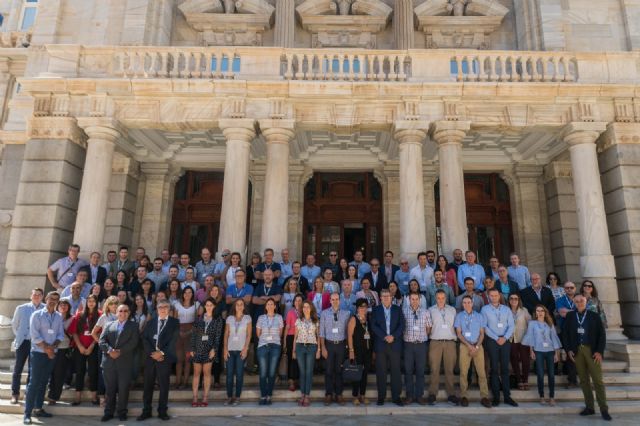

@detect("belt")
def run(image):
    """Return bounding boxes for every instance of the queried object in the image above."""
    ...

[431,339,455,342]
[405,341,427,344]
[326,340,345,345]
[297,342,316,347]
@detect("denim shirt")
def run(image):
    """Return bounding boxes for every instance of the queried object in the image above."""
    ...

[11,302,44,349]
[30,309,65,353]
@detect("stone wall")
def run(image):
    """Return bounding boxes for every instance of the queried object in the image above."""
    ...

[0,144,24,290]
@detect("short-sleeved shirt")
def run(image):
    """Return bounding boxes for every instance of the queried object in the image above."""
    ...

[256,314,283,347]
[295,318,318,345]
[394,270,411,295]
[403,307,432,343]
[256,262,282,285]
[49,256,88,289]
[30,309,65,353]
[252,284,283,319]
[319,309,350,341]
[227,284,254,300]
[285,309,299,336]
[427,305,457,341]
[454,310,486,344]
[226,315,251,351]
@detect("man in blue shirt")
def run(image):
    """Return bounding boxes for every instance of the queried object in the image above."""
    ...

[457,251,486,292]
[507,253,531,290]
[394,258,411,295]
[255,248,282,286]
[556,280,578,387]
[455,295,491,408]
[339,280,357,315]
[481,288,518,407]
[24,291,65,424]
[300,254,321,284]
[320,250,340,282]
[194,247,216,285]
[10,288,44,404]
[225,269,254,308]
[278,248,294,287]
[46,244,88,291]
[349,250,371,276]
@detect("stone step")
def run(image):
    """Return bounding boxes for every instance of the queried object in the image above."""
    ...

[2,399,640,417]
[4,384,640,403]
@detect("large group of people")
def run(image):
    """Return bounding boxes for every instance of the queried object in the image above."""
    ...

[12,244,611,423]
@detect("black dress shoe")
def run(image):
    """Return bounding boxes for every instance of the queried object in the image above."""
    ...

[491,398,500,407]
[101,415,113,422]
[601,410,612,421]
[427,394,436,406]
[119,415,128,421]
[158,413,171,421]
[447,395,459,406]
[33,409,53,418]
[376,399,384,406]
[392,399,404,407]
[504,397,518,407]
[580,407,595,416]
[137,412,152,421]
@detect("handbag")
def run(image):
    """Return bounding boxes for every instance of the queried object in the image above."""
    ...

[342,361,364,383]
[278,351,288,377]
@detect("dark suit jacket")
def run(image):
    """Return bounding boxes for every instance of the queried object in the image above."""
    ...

[99,319,139,370]
[371,304,404,353]
[562,309,606,355]
[282,275,310,295]
[109,260,136,279]
[520,286,556,317]
[80,264,108,286]
[364,271,389,293]
[380,264,400,283]
[141,316,179,363]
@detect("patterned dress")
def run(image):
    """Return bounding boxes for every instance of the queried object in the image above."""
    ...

[190,314,224,364]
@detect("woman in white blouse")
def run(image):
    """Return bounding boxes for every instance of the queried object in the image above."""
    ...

[255,298,284,405]
[173,286,199,390]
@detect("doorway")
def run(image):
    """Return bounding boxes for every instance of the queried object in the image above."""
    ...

[303,173,383,265]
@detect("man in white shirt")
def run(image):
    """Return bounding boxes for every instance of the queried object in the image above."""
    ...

[410,252,434,293]
[427,289,458,406]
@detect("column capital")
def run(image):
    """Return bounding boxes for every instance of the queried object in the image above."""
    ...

[392,120,430,145]
[259,119,296,144]
[430,120,471,145]
[140,162,182,182]
[561,122,607,146]
[76,117,123,142]
[27,116,87,147]
[219,118,257,142]
[513,164,544,182]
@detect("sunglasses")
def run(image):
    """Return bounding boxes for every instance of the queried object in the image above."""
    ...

[583,284,593,288]
[565,287,575,290]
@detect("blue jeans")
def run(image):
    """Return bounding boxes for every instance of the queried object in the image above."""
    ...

[534,350,556,398]
[12,340,31,396]
[296,343,317,396]
[226,351,245,398]
[257,344,281,398]
[24,352,55,418]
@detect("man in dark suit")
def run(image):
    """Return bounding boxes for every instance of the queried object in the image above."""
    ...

[520,273,556,317]
[363,258,388,293]
[563,294,610,421]
[98,304,139,422]
[380,250,400,284]
[110,246,136,278]
[137,300,179,421]
[80,252,108,286]
[371,288,405,406]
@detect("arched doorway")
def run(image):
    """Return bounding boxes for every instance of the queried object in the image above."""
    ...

[303,172,383,265]
[435,173,514,264]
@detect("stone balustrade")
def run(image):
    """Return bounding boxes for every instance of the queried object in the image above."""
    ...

[0,31,31,48]
[23,45,640,85]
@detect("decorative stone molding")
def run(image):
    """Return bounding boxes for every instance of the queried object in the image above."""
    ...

[561,122,607,147]
[0,31,32,48]
[543,161,572,184]
[415,0,509,49]
[0,210,12,228]
[178,0,275,46]
[27,117,87,147]
[430,120,471,146]
[613,98,640,123]
[598,122,640,153]
[296,0,392,48]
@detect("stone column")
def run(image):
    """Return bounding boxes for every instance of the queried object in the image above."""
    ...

[73,119,120,256]
[138,163,180,257]
[103,154,140,253]
[393,0,415,49]
[432,121,470,258]
[274,0,295,48]
[393,121,428,261]
[259,120,295,254]
[218,119,256,254]
[563,122,625,340]
[0,117,86,315]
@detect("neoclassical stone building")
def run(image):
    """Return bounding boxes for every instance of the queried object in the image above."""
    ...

[0,0,639,353]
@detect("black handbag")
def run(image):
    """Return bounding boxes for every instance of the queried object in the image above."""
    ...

[342,361,364,383]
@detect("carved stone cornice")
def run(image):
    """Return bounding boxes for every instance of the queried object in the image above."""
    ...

[598,122,640,153]
[27,116,87,147]
[543,161,572,184]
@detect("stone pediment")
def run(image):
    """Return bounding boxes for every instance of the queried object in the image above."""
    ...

[179,0,275,46]
[415,0,509,49]
[296,0,392,48]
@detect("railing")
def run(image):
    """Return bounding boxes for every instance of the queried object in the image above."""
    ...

[451,53,577,82]
[29,45,640,85]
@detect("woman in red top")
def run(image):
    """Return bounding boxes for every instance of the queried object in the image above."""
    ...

[283,294,304,391]
[436,255,459,296]
[69,294,101,406]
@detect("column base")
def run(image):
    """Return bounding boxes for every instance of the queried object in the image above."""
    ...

[608,340,640,372]
[0,315,14,359]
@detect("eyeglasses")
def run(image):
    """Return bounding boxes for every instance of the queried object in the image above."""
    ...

[582,284,593,288]
[370,264,379,267]
[400,262,409,265]
[564,286,575,290]
[222,253,229,257]
[509,297,519,301]
[330,254,337,257]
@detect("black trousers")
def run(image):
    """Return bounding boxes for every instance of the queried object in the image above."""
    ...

[142,356,171,415]
[352,351,372,397]
[48,348,71,401]
[485,338,511,400]
[103,362,133,417]
[375,344,402,402]
[286,335,299,380]
[324,341,346,396]
[74,348,99,392]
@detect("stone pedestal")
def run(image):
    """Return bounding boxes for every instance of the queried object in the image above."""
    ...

[259,120,295,254]
[563,122,626,341]
[432,120,470,258]
[73,119,120,256]
[394,0,414,49]
[218,119,256,255]
[274,0,295,48]
[0,117,86,316]
[394,121,428,261]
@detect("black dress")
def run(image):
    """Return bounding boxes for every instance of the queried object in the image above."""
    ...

[190,315,224,364]
[351,315,373,396]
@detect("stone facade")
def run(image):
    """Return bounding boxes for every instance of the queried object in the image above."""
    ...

[0,1,639,342]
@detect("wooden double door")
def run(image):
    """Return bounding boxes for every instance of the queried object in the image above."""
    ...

[303,172,383,265]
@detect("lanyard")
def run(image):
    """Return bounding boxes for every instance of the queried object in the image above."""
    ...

[492,306,503,324]
[204,315,212,334]
[264,285,272,297]
[438,307,447,324]
[565,295,575,310]
[464,312,473,331]
[576,311,587,327]
[232,316,243,335]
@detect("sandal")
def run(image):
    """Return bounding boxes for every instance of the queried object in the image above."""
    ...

[549,398,556,406]
[201,398,209,407]
[191,400,199,407]
[91,399,100,406]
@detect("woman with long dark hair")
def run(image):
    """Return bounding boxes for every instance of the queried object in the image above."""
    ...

[190,297,224,406]
[292,300,320,407]
[283,294,304,391]
[173,286,199,389]
[70,294,101,405]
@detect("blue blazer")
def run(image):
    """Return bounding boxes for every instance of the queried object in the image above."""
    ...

[371,304,404,353]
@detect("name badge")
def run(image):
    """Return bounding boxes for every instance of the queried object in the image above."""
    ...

[542,342,550,348]
[577,327,585,334]
[266,335,273,341]
[201,335,209,342]
[232,336,239,342]
[84,331,91,336]
[67,272,74,277]
[441,324,448,329]
[413,326,420,331]
[497,323,504,328]
[464,332,471,338]
[332,327,339,334]
[364,333,370,340]
[153,334,158,340]
[47,329,54,335]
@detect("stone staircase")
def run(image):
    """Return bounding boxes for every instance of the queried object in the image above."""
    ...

[1,356,640,417]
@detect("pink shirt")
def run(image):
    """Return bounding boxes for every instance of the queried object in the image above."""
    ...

[285,309,299,336]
